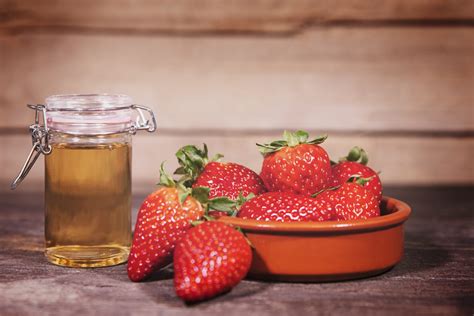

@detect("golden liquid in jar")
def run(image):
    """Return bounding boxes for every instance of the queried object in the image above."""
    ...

[45,142,132,267]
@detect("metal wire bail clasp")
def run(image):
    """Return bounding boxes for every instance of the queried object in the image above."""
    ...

[130,104,157,134]
[10,104,52,190]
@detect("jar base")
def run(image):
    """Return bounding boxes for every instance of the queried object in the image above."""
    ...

[45,245,130,268]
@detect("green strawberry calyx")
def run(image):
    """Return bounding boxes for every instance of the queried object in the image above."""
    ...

[157,161,188,202]
[204,191,255,217]
[179,185,240,215]
[257,130,327,156]
[174,144,223,186]
[157,162,213,205]
[339,146,369,165]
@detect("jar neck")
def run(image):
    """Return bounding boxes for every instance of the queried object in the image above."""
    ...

[49,131,132,145]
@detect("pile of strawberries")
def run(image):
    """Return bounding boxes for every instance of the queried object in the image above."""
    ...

[127,130,383,302]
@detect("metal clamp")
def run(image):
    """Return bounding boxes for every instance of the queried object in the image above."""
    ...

[11,104,51,190]
[130,104,157,134]
[10,103,157,190]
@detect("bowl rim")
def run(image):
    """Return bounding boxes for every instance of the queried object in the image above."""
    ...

[217,196,411,233]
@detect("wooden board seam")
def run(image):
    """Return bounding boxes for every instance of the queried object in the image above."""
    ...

[1,128,473,138]
[2,21,474,37]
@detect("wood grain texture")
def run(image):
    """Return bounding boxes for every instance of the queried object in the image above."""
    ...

[1,0,473,35]
[0,187,472,315]
[2,133,473,192]
[1,27,473,132]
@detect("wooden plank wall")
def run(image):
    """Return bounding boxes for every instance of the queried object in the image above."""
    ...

[0,0,473,192]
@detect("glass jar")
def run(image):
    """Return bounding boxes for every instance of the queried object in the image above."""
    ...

[11,94,156,268]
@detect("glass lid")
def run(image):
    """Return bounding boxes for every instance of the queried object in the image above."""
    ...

[45,94,135,135]
[45,94,133,111]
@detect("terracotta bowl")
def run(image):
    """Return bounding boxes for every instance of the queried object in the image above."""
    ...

[218,196,411,282]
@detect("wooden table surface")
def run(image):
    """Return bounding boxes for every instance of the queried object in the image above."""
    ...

[0,187,472,316]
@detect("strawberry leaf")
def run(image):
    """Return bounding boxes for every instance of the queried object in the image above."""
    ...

[175,144,225,186]
[283,130,299,147]
[339,146,369,165]
[307,134,328,145]
[191,220,205,226]
[211,153,224,162]
[158,162,175,187]
[295,130,309,143]
[179,191,190,204]
[175,145,207,185]
[360,149,369,165]
[346,146,362,162]
[203,143,209,159]
[203,214,215,221]
[191,187,211,204]
[173,166,186,175]
[256,143,281,155]
[236,192,255,207]
[208,197,237,213]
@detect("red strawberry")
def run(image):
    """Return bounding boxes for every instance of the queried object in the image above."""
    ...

[257,130,331,196]
[330,146,382,201]
[127,165,205,282]
[238,191,334,222]
[315,180,380,221]
[174,221,252,302]
[193,161,266,200]
[174,145,266,216]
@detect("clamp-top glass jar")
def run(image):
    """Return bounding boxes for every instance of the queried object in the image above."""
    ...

[11,94,156,268]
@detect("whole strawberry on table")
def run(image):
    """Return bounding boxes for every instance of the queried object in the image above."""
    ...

[127,155,254,302]
[126,130,384,303]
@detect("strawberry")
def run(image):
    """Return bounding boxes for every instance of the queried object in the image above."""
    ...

[174,221,252,302]
[315,178,380,221]
[238,191,334,222]
[127,164,206,282]
[257,130,331,196]
[174,145,266,212]
[193,161,266,200]
[330,146,382,201]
